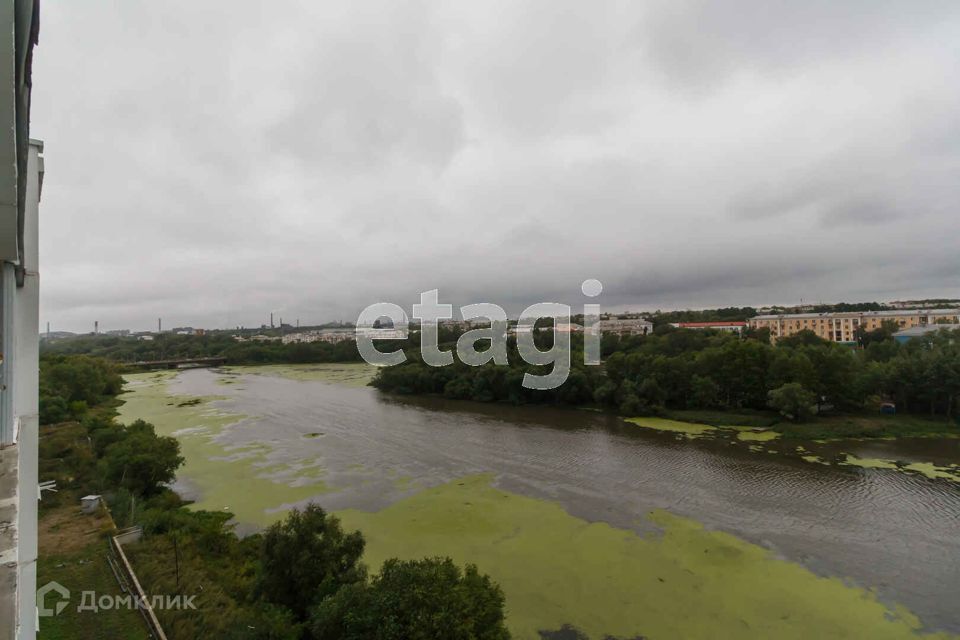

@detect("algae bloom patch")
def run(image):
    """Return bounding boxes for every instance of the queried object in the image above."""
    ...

[336,474,957,640]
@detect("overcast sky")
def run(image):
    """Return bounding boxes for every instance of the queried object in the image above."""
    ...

[33,1,960,332]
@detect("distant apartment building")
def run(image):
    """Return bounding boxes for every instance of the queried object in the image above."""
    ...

[355,327,406,340]
[438,319,489,330]
[281,330,354,345]
[670,321,746,333]
[233,334,280,343]
[749,309,960,343]
[555,322,583,334]
[598,317,652,336]
[171,327,204,336]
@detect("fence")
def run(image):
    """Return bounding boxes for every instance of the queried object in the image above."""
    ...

[107,527,168,640]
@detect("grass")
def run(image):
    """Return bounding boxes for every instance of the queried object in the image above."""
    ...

[38,544,148,640]
[37,422,148,640]
[772,414,958,440]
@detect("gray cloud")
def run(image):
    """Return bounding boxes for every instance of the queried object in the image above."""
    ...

[31,1,960,333]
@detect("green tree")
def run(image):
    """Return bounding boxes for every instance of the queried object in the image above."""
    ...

[311,557,511,640]
[637,377,666,410]
[767,383,816,422]
[689,375,720,409]
[99,420,184,496]
[255,503,366,622]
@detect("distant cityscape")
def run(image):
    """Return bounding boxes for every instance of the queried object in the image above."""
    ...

[42,298,960,346]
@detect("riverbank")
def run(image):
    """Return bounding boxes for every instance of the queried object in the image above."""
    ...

[115,364,960,638]
[664,408,959,439]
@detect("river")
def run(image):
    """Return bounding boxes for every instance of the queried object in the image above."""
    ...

[117,364,960,640]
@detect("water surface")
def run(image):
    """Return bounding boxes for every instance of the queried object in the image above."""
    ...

[120,365,960,638]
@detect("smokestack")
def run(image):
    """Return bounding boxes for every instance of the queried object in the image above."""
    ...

[94,320,98,335]
[46,321,50,338]
[270,312,274,328]
[158,318,162,333]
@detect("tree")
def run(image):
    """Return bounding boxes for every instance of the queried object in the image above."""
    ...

[311,557,511,640]
[768,383,816,422]
[255,503,366,622]
[39,392,69,424]
[39,354,124,423]
[857,319,900,348]
[689,375,720,409]
[637,377,666,410]
[592,380,617,406]
[99,420,184,496]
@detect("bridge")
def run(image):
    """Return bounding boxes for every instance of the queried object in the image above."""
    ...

[127,356,227,370]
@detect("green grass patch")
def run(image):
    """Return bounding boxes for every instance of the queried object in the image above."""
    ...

[772,414,958,441]
[38,548,148,640]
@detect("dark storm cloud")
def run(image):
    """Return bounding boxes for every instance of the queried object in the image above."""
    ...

[31,1,960,332]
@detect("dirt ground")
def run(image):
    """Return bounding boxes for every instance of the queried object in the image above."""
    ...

[39,499,116,556]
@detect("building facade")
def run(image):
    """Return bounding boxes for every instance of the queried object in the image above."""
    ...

[1,2,40,637]
[599,317,653,336]
[670,321,746,333]
[281,330,354,345]
[748,309,960,344]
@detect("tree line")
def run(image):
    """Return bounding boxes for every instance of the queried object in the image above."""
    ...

[42,332,364,366]
[372,325,960,422]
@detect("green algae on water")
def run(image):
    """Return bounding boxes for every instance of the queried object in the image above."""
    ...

[901,462,960,482]
[839,455,960,483]
[223,362,376,387]
[841,455,899,470]
[337,474,956,640]
[736,430,779,442]
[118,371,330,527]
[623,416,716,438]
